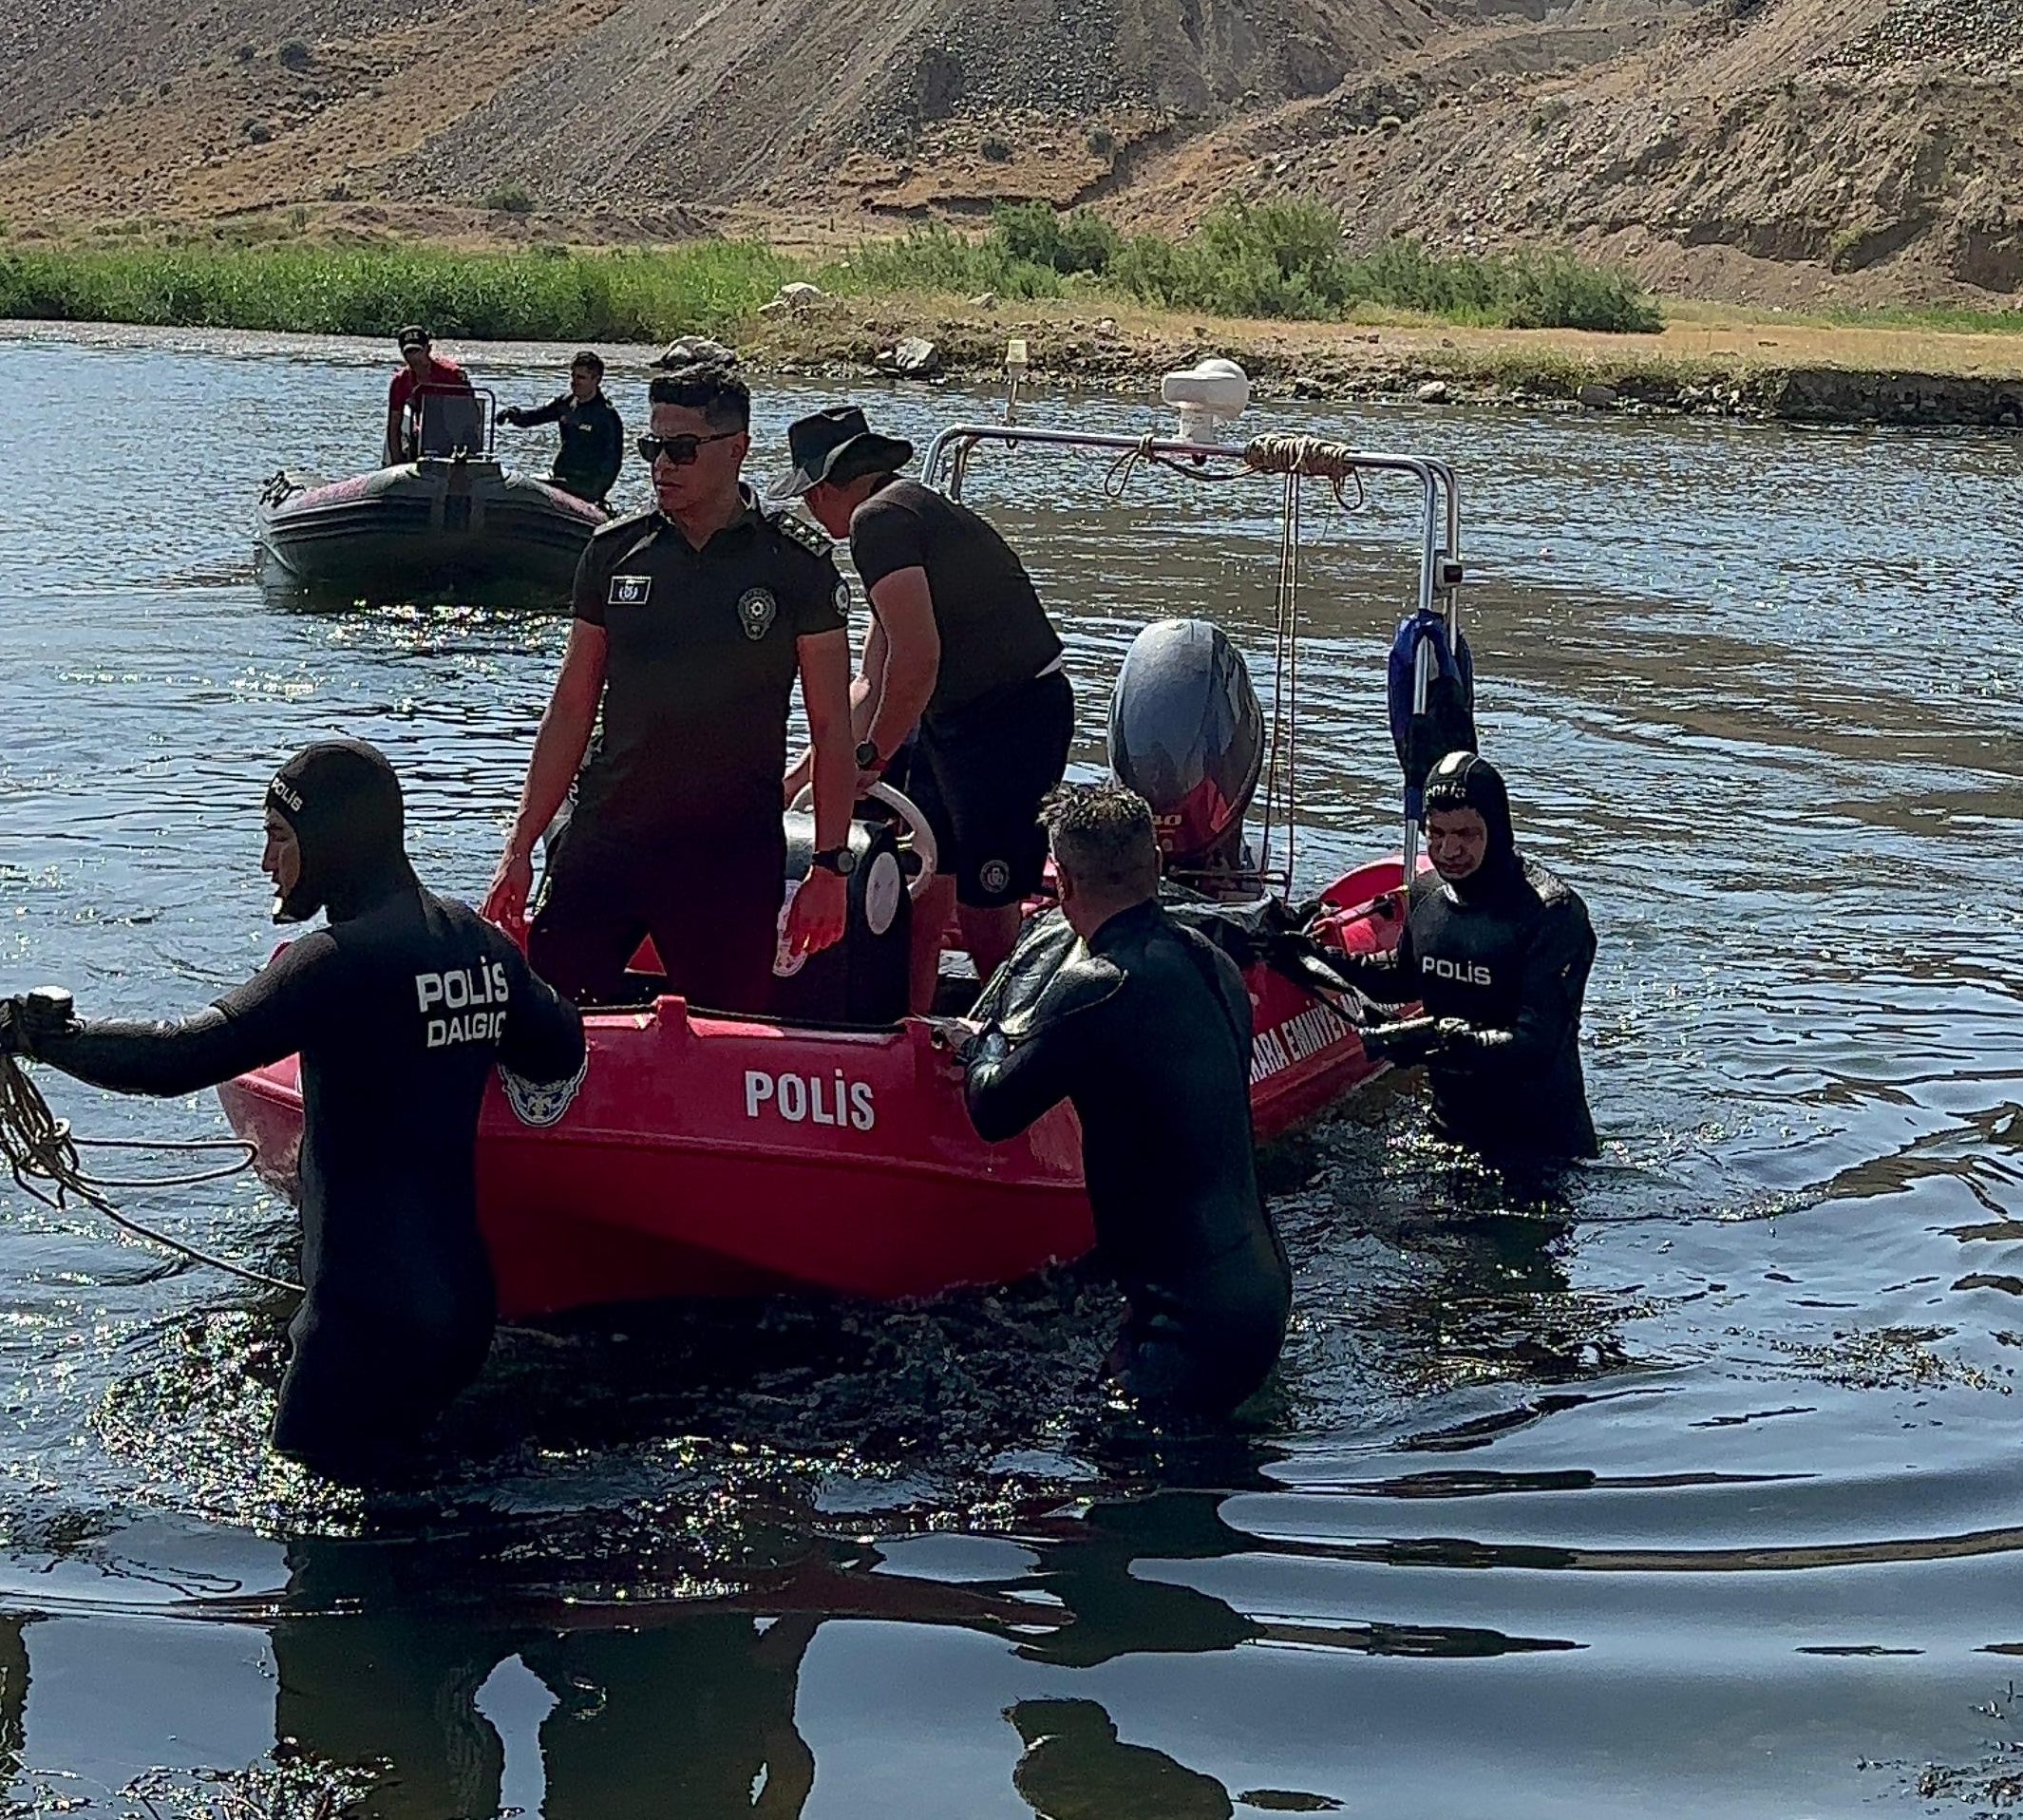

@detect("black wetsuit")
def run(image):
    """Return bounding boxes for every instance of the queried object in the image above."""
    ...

[501,389,624,503]
[18,741,585,1476]
[1350,753,1598,1161]
[964,901,1291,1418]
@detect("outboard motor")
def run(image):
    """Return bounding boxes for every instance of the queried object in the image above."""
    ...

[771,811,912,1024]
[1107,618,1264,891]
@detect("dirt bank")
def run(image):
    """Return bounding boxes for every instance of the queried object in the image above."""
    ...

[737,299,2023,427]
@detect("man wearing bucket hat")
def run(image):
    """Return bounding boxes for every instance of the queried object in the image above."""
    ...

[384,327,475,467]
[780,406,1072,1011]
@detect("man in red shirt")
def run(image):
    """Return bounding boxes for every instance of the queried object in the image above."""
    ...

[384,326,475,466]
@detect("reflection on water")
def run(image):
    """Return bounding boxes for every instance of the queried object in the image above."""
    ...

[0,326,2019,1817]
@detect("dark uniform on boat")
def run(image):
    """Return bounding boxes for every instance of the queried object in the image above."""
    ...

[528,491,849,1012]
[782,407,1072,1001]
[4,740,584,1479]
[501,352,625,504]
[963,783,1291,1419]
[1346,750,1598,1161]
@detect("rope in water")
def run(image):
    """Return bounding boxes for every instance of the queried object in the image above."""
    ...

[0,1049,303,1296]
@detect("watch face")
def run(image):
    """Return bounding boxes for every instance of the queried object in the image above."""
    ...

[855,740,879,768]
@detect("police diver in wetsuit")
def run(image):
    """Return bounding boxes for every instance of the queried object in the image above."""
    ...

[962,783,1291,1419]
[1,739,585,1478]
[1345,750,1598,1161]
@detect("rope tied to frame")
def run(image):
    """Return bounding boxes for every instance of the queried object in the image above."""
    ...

[0,1041,301,1297]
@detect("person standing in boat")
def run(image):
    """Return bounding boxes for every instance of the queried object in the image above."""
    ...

[778,406,1072,1012]
[1,739,586,1480]
[384,325,475,467]
[500,351,625,505]
[962,782,1291,1420]
[482,361,856,1013]
[1345,750,1599,1161]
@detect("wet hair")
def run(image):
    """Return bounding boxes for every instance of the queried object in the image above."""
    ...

[647,362,749,431]
[571,350,604,378]
[1043,781,1160,900]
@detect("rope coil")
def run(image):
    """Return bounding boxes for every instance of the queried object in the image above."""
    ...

[0,1048,301,1296]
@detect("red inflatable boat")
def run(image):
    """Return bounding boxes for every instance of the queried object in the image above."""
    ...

[214,861,1401,1318]
[219,417,1466,1318]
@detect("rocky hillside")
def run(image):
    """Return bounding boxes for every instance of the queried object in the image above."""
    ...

[1114,0,2023,302]
[0,0,2018,306]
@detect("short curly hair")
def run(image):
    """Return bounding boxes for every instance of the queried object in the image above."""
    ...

[647,362,749,430]
[1042,780,1159,899]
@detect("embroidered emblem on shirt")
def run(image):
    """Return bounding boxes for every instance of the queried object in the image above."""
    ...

[500,1052,588,1128]
[609,574,652,607]
[977,858,1012,896]
[738,587,779,640]
[833,578,850,615]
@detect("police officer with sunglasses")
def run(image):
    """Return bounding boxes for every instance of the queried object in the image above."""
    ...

[483,363,857,1013]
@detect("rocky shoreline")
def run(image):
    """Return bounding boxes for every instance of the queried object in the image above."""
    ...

[734,304,2023,429]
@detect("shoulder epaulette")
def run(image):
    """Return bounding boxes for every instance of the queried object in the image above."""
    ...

[769,509,835,560]
[591,505,656,540]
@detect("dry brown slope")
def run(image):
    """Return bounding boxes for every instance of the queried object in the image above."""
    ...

[402,0,1456,213]
[1122,0,2023,301]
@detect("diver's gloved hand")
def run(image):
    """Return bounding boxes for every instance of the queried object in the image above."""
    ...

[955,1027,1011,1073]
[9,987,78,1059]
[1360,1015,1444,1065]
[1429,1018,1508,1061]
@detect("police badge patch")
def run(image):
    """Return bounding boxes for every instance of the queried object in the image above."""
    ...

[833,578,850,615]
[608,574,652,607]
[737,587,778,640]
[500,1051,588,1128]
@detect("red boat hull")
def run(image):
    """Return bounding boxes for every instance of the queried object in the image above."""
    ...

[216,863,1408,1318]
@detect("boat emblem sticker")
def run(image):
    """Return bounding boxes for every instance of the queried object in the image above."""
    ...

[737,587,778,640]
[500,1051,588,1128]
[608,574,652,607]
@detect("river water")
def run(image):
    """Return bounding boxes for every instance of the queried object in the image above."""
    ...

[0,325,2019,1818]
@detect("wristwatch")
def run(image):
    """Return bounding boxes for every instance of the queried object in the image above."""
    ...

[809,845,858,878]
[854,738,881,770]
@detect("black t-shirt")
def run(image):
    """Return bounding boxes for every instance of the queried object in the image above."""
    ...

[847,478,1063,721]
[33,889,585,1339]
[572,489,847,842]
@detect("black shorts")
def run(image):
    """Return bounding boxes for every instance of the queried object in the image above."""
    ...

[529,820,785,1013]
[910,669,1073,909]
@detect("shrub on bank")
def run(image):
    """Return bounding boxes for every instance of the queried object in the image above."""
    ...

[0,204,1661,338]
[825,200,1660,332]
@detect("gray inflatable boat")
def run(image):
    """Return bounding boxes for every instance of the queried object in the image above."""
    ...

[255,387,606,602]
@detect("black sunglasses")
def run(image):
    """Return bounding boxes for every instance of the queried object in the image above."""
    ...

[636,430,740,466]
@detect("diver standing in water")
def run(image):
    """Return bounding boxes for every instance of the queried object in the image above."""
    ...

[2,740,585,1479]
[1347,750,1598,1161]
[962,783,1291,1419]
